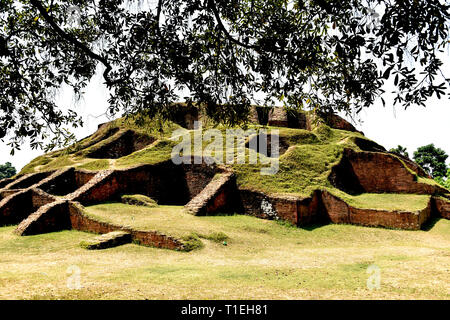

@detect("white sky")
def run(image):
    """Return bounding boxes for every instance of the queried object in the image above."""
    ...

[1,64,449,172]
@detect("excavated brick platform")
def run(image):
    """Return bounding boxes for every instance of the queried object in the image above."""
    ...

[68,202,186,250]
[432,196,450,219]
[329,149,447,195]
[249,106,360,132]
[1,140,449,249]
[80,231,132,250]
[1,159,232,251]
[85,129,156,159]
[238,189,438,230]
[66,160,222,206]
[320,191,432,230]
[238,189,324,226]
[237,186,450,229]
[185,170,241,216]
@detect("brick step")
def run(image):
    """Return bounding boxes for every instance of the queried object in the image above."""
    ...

[79,231,132,250]
[184,171,237,216]
[65,170,115,203]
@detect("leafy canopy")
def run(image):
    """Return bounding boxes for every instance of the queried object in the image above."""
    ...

[1,0,450,151]
[435,168,450,189]
[389,145,409,158]
[413,143,448,178]
[0,162,16,179]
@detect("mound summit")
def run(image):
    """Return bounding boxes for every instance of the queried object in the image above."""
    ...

[1,105,449,251]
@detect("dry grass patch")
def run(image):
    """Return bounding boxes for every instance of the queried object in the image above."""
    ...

[0,216,449,299]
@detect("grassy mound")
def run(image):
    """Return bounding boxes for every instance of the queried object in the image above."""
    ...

[16,111,449,206]
[328,191,431,212]
[121,194,158,207]
[83,204,232,239]
[78,160,111,171]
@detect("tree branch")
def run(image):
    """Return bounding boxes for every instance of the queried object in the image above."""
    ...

[29,0,116,86]
[0,36,10,57]
[207,0,295,56]
[207,0,259,50]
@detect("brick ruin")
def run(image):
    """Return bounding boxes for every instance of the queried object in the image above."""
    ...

[0,159,240,250]
[0,106,449,250]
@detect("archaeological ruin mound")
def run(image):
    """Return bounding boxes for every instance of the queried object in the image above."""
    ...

[1,106,449,251]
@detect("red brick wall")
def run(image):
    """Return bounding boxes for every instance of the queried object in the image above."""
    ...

[320,190,430,230]
[238,189,324,226]
[74,170,97,188]
[68,202,185,250]
[31,188,57,209]
[72,161,218,206]
[87,130,155,159]
[15,200,72,236]
[5,171,53,190]
[333,149,445,195]
[0,190,34,225]
[74,174,121,205]
[320,191,351,224]
[297,191,326,225]
[433,197,450,219]
[268,108,288,127]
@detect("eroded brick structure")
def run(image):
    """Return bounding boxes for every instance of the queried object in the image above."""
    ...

[0,107,449,251]
[0,158,240,250]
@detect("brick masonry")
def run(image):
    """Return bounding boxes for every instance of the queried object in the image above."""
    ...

[248,106,359,133]
[15,199,71,236]
[432,197,450,219]
[0,177,14,189]
[238,189,325,226]
[238,187,447,230]
[185,170,241,216]
[39,168,97,196]
[68,202,186,250]
[329,149,447,195]
[68,160,218,206]
[2,171,55,190]
[86,129,156,159]
[1,162,227,250]
[81,231,132,250]
[320,190,432,230]
[0,139,449,249]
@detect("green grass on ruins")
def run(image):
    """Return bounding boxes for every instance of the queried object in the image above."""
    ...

[327,191,431,212]
[5,113,450,300]
[0,215,448,299]
[83,194,431,246]
[16,115,449,205]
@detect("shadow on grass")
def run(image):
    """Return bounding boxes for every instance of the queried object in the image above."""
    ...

[421,217,441,231]
[297,222,330,231]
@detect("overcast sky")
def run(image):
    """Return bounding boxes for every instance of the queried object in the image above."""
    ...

[1,67,449,172]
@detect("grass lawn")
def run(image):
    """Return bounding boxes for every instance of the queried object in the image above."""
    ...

[328,192,432,212]
[0,205,448,299]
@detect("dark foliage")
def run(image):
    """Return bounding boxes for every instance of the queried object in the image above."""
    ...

[0,162,16,179]
[413,143,448,178]
[1,0,449,151]
[390,145,409,158]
